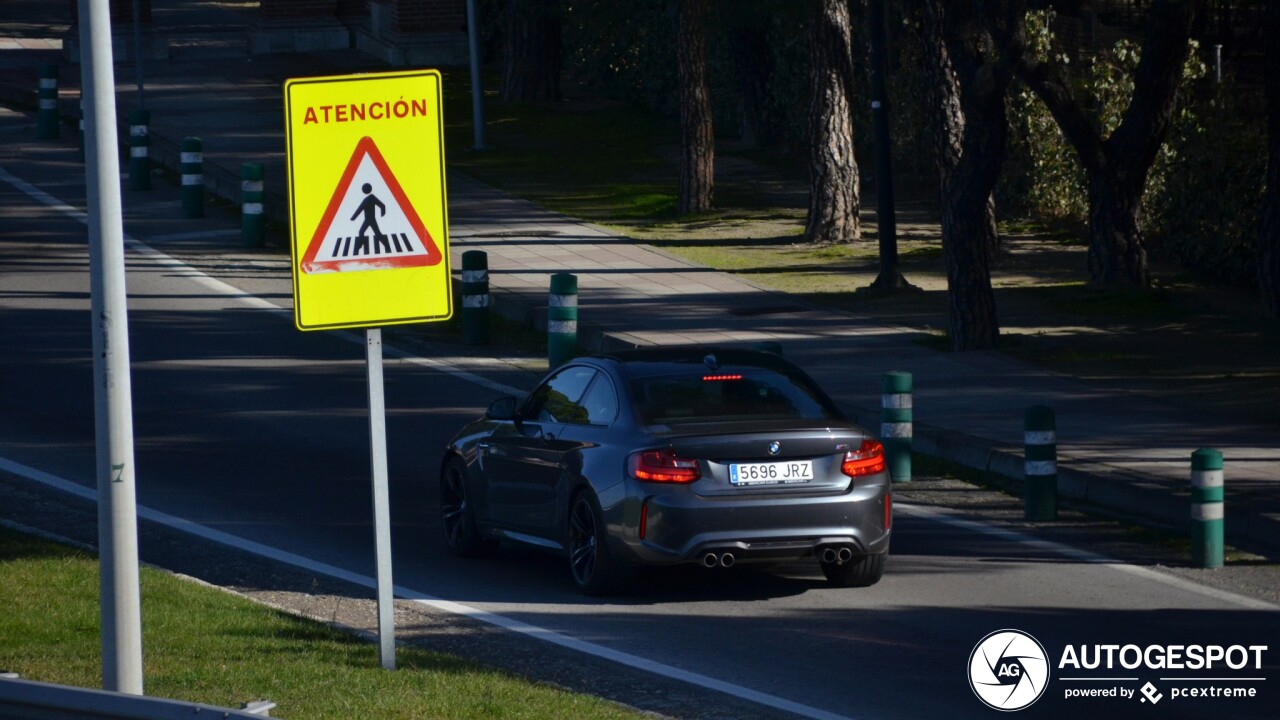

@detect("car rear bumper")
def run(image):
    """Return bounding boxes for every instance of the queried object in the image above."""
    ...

[615,474,892,565]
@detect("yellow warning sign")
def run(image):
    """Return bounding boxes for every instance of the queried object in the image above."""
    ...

[284,70,451,331]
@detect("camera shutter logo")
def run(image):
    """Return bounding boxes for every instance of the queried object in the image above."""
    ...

[968,629,1050,711]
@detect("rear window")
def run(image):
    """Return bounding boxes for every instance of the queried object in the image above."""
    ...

[632,368,840,427]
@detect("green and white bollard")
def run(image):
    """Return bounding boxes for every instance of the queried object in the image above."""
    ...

[461,250,491,345]
[181,137,204,219]
[36,64,59,140]
[880,372,912,482]
[128,109,150,191]
[1190,448,1224,569]
[548,273,578,368]
[1024,405,1058,521]
[241,163,265,248]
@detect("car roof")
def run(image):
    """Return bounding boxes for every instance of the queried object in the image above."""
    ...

[593,346,797,377]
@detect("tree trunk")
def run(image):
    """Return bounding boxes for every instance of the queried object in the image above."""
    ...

[501,0,562,104]
[1259,2,1280,316]
[920,0,1002,263]
[805,0,860,243]
[678,0,714,215]
[942,96,1004,352]
[943,185,1000,350]
[930,0,1025,350]
[1017,0,1194,287]
[1087,165,1150,286]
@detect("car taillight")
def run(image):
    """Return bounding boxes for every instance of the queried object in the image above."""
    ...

[629,448,701,483]
[841,439,886,477]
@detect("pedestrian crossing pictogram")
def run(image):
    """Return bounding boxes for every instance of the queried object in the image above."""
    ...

[299,136,443,274]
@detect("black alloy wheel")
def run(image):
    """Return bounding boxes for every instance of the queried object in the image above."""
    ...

[440,457,491,557]
[567,492,633,596]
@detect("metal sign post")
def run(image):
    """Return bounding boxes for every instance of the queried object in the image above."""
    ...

[79,0,144,694]
[365,328,396,670]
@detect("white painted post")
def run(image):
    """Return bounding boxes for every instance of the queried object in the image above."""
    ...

[79,0,143,694]
[366,328,396,670]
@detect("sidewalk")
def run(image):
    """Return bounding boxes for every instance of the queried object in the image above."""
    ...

[2,6,1278,556]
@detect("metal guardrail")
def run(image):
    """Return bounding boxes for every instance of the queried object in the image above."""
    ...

[0,674,276,719]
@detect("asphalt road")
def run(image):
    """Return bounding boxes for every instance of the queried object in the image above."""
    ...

[2,106,1277,720]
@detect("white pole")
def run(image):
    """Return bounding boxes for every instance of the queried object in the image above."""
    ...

[79,0,144,695]
[366,328,396,670]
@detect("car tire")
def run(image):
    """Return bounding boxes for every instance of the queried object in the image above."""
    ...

[821,551,887,588]
[440,457,493,558]
[567,491,635,596]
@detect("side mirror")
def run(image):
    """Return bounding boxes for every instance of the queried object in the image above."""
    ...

[486,396,519,421]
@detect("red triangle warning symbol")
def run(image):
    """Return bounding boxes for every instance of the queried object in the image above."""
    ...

[299,136,443,274]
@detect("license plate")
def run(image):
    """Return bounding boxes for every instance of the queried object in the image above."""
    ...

[729,460,813,485]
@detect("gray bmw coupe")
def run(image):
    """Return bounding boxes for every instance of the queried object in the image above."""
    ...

[440,347,892,595]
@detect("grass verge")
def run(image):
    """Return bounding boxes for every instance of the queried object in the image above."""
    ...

[0,527,640,719]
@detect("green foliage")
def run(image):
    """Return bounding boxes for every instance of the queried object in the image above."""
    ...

[1001,9,1087,220]
[998,10,1264,288]
[1147,78,1267,285]
[1001,14,1199,222]
[759,5,821,152]
[887,12,941,188]
[563,0,679,114]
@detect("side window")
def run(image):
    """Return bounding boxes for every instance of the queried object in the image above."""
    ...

[524,366,596,425]
[579,376,619,426]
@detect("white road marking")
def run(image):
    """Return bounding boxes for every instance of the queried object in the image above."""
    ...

[0,455,859,720]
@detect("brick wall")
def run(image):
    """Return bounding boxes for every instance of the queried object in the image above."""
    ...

[260,0,339,21]
[392,0,465,34]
